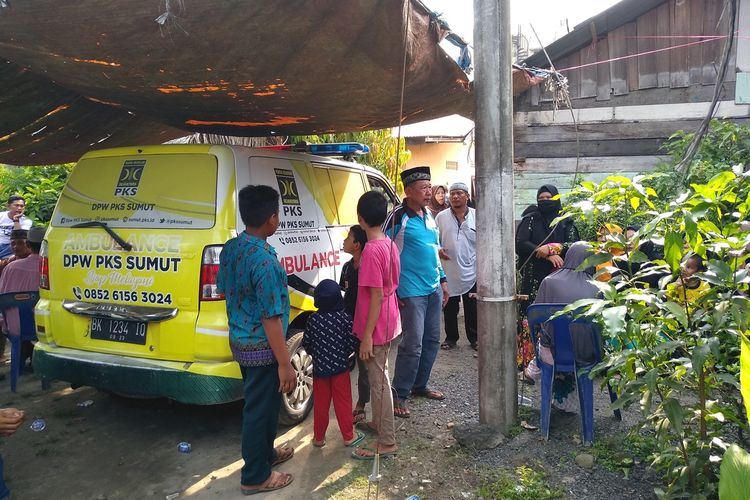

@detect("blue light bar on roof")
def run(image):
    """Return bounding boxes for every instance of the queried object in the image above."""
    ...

[306,142,370,156]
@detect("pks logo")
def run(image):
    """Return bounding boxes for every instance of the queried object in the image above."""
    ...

[274,168,302,216]
[115,160,146,197]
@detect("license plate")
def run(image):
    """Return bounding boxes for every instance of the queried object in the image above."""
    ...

[90,317,147,345]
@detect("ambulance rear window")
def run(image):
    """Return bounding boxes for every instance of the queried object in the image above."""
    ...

[52,154,218,229]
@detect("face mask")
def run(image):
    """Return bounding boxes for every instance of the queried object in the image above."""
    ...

[537,199,561,215]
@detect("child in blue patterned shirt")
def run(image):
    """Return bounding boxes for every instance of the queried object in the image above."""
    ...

[303,279,364,448]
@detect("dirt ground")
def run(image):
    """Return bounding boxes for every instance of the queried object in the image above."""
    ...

[0,322,661,499]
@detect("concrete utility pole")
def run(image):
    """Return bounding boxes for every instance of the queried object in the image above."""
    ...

[474,0,517,432]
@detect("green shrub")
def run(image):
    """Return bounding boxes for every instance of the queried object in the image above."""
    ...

[0,164,72,224]
[290,129,410,194]
[476,465,564,500]
[561,168,750,498]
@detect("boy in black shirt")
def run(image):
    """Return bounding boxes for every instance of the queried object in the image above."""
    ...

[339,225,369,422]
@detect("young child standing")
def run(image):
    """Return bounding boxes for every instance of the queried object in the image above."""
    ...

[339,225,370,423]
[351,191,401,460]
[303,279,364,448]
[216,185,295,496]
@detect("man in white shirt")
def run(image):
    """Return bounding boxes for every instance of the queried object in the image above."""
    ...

[435,182,477,350]
[0,196,32,259]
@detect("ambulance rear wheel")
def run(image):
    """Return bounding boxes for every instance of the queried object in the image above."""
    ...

[279,331,313,426]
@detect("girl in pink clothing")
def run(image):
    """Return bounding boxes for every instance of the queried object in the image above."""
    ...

[351,191,401,460]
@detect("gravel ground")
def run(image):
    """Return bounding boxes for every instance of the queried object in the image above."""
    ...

[1,318,664,499]
[417,336,662,500]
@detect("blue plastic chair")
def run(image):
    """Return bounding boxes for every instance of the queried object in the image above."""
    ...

[0,291,40,392]
[527,303,620,445]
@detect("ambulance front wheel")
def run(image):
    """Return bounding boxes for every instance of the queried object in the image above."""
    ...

[279,331,314,426]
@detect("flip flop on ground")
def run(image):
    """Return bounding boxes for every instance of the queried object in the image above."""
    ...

[312,439,326,448]
[271,446,294,466]
[351,445,398,461]
[440,342,456,350]
[344,430,366,447]
[411,388,445,400]
[241,471,293,496]
[394,399,410,418]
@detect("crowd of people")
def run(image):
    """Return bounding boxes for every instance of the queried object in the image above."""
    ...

[216,166,477,495]
[0,171,723,496]
[514,183,712,411]
[0,194,47,499]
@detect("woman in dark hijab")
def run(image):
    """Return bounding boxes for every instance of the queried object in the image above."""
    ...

[427,185,449,219]
[516,185,579,372]
[516,184,580,305]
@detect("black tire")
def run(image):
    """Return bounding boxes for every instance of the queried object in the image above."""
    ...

[278,331,313,426]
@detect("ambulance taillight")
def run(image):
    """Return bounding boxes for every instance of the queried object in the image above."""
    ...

[200,246,224,301]
[40,240,50,290]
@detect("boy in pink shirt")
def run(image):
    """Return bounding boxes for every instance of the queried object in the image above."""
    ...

[351,191,401,460]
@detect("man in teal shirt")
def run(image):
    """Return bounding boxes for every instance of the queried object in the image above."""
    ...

[384,166,449,418]
[217,185,295,496]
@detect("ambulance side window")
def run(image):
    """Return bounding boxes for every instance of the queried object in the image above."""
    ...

[367,175,398,212]
[312,166,339,225]
[327,168,367,225]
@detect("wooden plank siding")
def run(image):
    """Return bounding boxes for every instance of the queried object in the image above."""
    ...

[687,0,706,84]
[596,38,612,101]
[656,2,672,87]
[626,22,640,91]
[512,0,743,219]
[609,25,630,96]
[519,0,736,111]
[579,44,598,98]
[637,13,658,88]
[670,0,691,88]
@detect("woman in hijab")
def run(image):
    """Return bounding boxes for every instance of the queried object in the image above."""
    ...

[516,185,580,305]
[516,185,580,372]
[525,242,600,412]
[427,185,449,219]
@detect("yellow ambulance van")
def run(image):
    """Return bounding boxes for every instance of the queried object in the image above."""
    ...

[34,143,398,424]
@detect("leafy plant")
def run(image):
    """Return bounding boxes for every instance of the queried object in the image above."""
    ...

[0,164,72,224]
[560,167,750,498]
[718,444,750,500]
[591,432,656,474]
[475,465,564,500]
[652,119,750,201]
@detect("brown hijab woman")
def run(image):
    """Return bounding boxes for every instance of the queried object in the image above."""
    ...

[427,185,449,219]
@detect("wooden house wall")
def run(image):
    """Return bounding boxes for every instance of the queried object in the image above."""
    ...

[513,0,743,217]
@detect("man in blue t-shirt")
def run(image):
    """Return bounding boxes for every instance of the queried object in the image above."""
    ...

[384,166,449,418]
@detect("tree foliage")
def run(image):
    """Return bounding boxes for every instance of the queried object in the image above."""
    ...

[0,164,72,224]
[561,167,750,498]
[652,119,750,200]
[290,129,410,194]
